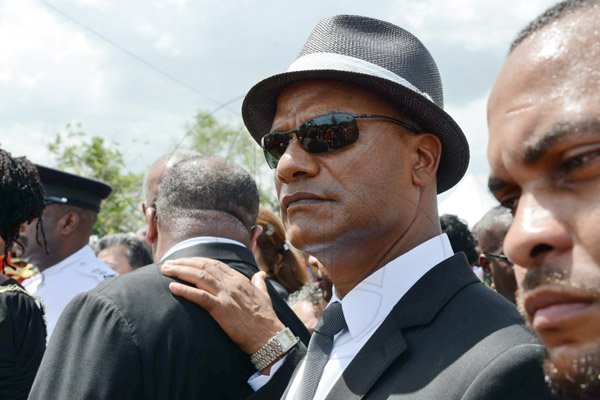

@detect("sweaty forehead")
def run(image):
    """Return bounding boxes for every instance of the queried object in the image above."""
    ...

[491,10,599,110]
[487,8,600,166]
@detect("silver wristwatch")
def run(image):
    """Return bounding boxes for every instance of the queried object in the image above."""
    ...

[250,327,299,371]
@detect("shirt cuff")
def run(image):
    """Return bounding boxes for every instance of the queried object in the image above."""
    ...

[247,355,287,391]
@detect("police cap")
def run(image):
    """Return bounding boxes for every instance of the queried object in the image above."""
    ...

[36,165,112,213]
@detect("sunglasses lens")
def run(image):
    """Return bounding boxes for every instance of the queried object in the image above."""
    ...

[262,133,290,169]
[261,113,360,168]
[300,113,355,153]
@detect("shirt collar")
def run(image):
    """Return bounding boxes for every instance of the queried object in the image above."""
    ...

[43,245,93,276]
[159,236,247,263]
[331,233,454,340]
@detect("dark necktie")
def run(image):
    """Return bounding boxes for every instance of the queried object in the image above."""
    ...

[293,301,347,400]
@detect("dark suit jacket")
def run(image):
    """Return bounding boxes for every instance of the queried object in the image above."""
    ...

[281,253,555,399]
[28,242,309,400]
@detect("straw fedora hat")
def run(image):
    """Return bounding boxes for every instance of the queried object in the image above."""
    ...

[242,15,469,194]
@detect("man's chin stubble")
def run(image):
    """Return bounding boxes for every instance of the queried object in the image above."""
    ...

[515,285,600,399]
[543,344,600,400]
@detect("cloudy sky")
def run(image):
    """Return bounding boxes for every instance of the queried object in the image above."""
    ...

[0,0,558,220]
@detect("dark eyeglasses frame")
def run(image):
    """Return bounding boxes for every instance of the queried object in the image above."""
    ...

[484,252,511,263]
[260,112,420,169]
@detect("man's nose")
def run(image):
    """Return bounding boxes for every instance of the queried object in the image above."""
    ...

[276,138,320,184]
[503,192,571,269]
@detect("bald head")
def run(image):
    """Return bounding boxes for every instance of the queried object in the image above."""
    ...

[142,150,200,259]
[153,156,259,257]
[143,150,199,206]
[472,206,512,255]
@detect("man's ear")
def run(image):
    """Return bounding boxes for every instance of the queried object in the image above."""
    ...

[250,225,263,253]
[478,254,492,275]
[145,207,158,244]
[59,211,80,236]
[412,133,441,188]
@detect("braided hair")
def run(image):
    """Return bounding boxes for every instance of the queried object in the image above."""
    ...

[0,148,47,272]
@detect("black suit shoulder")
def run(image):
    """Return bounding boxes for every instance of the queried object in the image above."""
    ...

[29,264,255,400]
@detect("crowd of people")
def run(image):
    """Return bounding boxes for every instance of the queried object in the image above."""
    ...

[1,0,599,399]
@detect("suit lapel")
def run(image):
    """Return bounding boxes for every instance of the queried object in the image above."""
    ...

[324,315,408,400]
[325,253,479,400]
[281,356,304,399]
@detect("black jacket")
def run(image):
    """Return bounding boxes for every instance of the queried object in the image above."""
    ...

[280,253,555,399]
[0,275,45,400]
[28,243,308,400]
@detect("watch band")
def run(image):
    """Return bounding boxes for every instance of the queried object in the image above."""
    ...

[250,327,299,371]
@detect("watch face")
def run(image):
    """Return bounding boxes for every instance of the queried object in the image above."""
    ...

[277,329,298,350]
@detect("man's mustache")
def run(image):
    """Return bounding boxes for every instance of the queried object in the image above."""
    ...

[518,262,600,300]
[520,263,570,291]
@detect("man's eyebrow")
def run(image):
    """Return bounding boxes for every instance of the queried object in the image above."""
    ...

[522,119,600,164]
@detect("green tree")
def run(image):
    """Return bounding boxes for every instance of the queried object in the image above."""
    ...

[184,111,277,207]
[47,124,144,237]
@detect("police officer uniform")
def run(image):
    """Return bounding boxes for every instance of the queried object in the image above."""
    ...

[22,166,116,338]
[23,245,116,337]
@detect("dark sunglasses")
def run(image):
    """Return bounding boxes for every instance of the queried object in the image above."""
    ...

[260,112,420,169]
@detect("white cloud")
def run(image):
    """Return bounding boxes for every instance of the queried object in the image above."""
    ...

[0,122,58,165]
[0,0,108,106]
[63,0,112,10]
[446,94,490,161]
[155,33,180,55]
[389,0,558,50]
[156,0,189,12]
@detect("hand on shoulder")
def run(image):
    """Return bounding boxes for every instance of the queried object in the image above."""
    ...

[161,257,285,355]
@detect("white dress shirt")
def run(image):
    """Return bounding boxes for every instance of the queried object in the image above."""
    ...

[284,233,454,400]
[22,245,116,339]
[159,236,247,262]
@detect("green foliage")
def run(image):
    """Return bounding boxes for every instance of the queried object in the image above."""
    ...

[47,124,144,237]
[185,111,277,207]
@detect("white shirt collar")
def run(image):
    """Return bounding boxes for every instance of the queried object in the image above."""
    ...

[331,233,454,340]
[159,236,247,262]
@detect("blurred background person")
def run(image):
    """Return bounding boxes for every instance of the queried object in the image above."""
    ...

[472,206,516,304]
[135,226,150,248]
[440,213,484,280]
[439,214,478,266]
[19,165,116,338]
[286,283,326,334]
[141,149,199,258]
[253,207,307,299]
[94,233,153,275]
[0,148,46,400]
[307,254,332,303]
[0,235,39,284]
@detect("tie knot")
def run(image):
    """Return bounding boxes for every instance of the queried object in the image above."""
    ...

[315,301,346,337]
